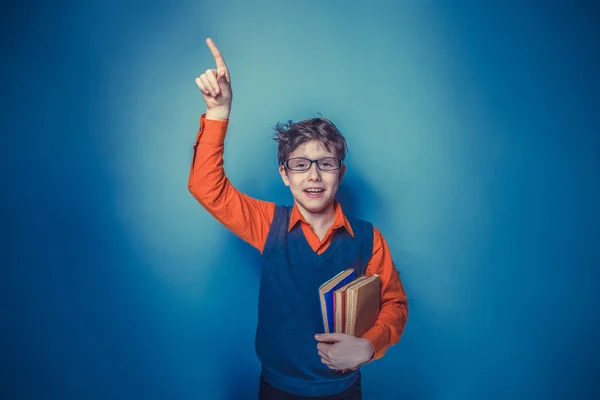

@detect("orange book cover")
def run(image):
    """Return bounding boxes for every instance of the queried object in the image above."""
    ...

[345,274,380,337]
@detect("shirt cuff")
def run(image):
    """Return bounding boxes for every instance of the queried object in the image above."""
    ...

[196,113,229,145]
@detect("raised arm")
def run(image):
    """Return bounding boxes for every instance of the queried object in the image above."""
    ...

[188,38,275,253]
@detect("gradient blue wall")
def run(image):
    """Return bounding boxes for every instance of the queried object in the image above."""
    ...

[3,0,599,399]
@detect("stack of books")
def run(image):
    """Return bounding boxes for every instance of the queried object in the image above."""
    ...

[318,268,380,337]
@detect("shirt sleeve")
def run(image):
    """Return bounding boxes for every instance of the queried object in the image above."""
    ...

[187,114,276,253]
[361,226,409,361]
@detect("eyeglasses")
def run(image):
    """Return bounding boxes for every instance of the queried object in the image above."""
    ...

[284,157,343,172]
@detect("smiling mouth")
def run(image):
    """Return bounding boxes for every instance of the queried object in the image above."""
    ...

[304,189,325,193]
[303,188,325,198]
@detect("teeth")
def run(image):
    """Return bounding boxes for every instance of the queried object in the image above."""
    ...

[305,189,324,192]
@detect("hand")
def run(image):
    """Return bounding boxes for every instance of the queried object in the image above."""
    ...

[315,333,374,371]
[195,38,232,120]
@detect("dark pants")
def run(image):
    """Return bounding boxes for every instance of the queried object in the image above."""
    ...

[258,373,362,400]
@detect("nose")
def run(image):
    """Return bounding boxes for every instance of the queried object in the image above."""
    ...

[307,162,322,181]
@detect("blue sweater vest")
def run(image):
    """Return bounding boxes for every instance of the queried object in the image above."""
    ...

[255,205,373,396]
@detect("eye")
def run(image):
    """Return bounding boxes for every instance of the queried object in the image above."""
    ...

[318,158,338,169]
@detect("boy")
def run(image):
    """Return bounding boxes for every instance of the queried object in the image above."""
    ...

[189,38,408,399]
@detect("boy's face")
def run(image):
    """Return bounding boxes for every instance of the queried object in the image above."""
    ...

[279,139,346,217]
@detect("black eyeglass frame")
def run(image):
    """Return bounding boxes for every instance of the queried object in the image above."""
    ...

[284,157,343,172]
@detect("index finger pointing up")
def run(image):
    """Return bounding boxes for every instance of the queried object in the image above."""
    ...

[206,38,228,72]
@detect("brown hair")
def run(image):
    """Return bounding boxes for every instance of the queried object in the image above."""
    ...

[272,115,348,167]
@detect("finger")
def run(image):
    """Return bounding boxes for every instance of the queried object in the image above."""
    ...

[318,350,329,360]
[195,77,210,96]
[203,69,221,95]
[317,343,331,352]
[321,358,336,369]
[200,73,218,96]
[315,333,345,343]
[206,38,228,73]
[199,75,215,96]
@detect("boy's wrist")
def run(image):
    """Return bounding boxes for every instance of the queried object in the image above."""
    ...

[206,108,230,120]
[361,338,375,363]
[357,338,374,364]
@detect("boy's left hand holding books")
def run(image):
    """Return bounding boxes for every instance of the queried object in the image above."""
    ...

[314,333,374,371]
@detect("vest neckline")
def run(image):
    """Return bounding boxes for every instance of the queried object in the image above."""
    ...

[291,224,344,262]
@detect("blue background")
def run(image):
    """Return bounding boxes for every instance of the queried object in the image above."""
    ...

[3,0,599,399]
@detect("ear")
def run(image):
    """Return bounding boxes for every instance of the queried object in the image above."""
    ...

[279,165,290,186]
[338,163,347,184]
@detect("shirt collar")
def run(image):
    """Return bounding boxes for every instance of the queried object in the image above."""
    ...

[288,200,355,238]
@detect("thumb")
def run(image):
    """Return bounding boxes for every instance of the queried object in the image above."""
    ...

[315,333,345,342]
[217,69,230,84]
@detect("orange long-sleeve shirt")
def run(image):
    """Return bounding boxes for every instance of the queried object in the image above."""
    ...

[188,114,408,361]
